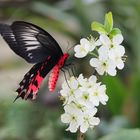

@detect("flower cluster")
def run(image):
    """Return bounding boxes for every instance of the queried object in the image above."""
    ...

[60,74,108,133]
[74,34,125,76]
[60,12,126,135]
[74,11,126,76]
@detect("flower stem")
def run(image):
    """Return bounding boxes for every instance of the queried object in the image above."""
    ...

[77,130,85,140]
[89,52,98,57]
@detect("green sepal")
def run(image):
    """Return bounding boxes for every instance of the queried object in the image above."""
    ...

[109,28,121,37]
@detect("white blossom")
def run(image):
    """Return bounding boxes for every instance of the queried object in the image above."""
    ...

[60,77,79,105]
[74,37,98,58]
[60,74,108,133]
[89,34,125,76]
[90,57,117,76]
[80,108,100,133]
[109,45,125,69]
[98,34,123,48]
[61,103,83,133]
[89,83,108,106]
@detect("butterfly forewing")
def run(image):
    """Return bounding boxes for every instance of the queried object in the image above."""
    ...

[0,21,63,63]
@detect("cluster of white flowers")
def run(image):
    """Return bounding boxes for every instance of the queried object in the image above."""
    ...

[60,74,108,133]
[60,12,126,136]
[74,34,125,76]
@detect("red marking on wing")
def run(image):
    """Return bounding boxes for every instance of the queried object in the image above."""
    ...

[24,72,44,99]
[48,53,69,92]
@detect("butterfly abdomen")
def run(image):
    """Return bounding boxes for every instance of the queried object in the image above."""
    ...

[48,53,69,91]
[48,66,60,91]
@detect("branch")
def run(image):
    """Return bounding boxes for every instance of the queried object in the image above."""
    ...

[77,130,85,140]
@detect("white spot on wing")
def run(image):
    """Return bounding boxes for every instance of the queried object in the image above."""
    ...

[22,36,36,40]
[27,53,33,59]
[26,46,40,51]
[25,40,39,45]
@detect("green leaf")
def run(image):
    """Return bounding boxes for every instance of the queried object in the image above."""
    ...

[91,22,107,34]
[102,76,127,115]
[104,12,113,33]
[110,28,122,37]
[98,129,140,140]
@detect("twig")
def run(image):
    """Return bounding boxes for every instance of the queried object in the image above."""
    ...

[77,130,85,140]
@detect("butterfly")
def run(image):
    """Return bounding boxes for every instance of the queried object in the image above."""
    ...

[0,21,69,101]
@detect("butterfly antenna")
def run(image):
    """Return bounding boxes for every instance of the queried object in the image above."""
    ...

[67,45,75,53]
[61,69,71,89]
[13,95,20,103]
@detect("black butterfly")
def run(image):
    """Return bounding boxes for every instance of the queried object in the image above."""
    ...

[0,21,69,100]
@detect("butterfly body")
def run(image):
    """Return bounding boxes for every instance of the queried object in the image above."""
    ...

[0,21,69,100]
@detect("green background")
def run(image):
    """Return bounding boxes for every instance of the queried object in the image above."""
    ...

[0,0,140,140]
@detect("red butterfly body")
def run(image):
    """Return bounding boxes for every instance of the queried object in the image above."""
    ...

[48,53,69,92]
[0,21,69,100]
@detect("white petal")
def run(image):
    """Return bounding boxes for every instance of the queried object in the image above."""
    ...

[61,114,71,123]
[112,34,123,45]
[116,59,124,69]
[90,58,100,67]
[107,66,117,76]
[99,94,109,105]
[98,46,109,60]
[74,44,81,52]
[100,34,111,47]
[69,77,78,90]
[96,66,105,76]
[80,122,89,133]
[74,51,88,58]
[90,96,99,106]
[66,122,79,133]
[80,38,90,47]
[107,60,117,76]
[88,75,97,83]
[117,45,125,56]
[74,43,89,58]
[89,107,98,115]
[95,39,102,46]
[90,117,100,126]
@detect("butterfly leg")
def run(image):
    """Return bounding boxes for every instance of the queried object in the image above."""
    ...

[64,62,77,77]
[65,63,77,79]
[63,67,72,77]
[61,69,71,89]
[70,63,77,78]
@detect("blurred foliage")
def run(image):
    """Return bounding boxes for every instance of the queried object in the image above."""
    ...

[98,129,140,140]
[0,0,140,140]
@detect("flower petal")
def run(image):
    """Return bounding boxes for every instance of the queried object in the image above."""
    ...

[112,34,123,45]
[61,114,71,123]
[116,59,124,69]
[90,58,100,67]
[80,122,89,133]
[90,117,100,126]
[100,34,111,47]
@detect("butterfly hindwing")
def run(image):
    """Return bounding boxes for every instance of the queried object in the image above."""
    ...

[0,21,63,63]
[15,55,58,100]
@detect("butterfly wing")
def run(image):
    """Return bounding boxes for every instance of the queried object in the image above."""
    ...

[0,21,64,100]
[0,21,63,63]
[15,55,58,100]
